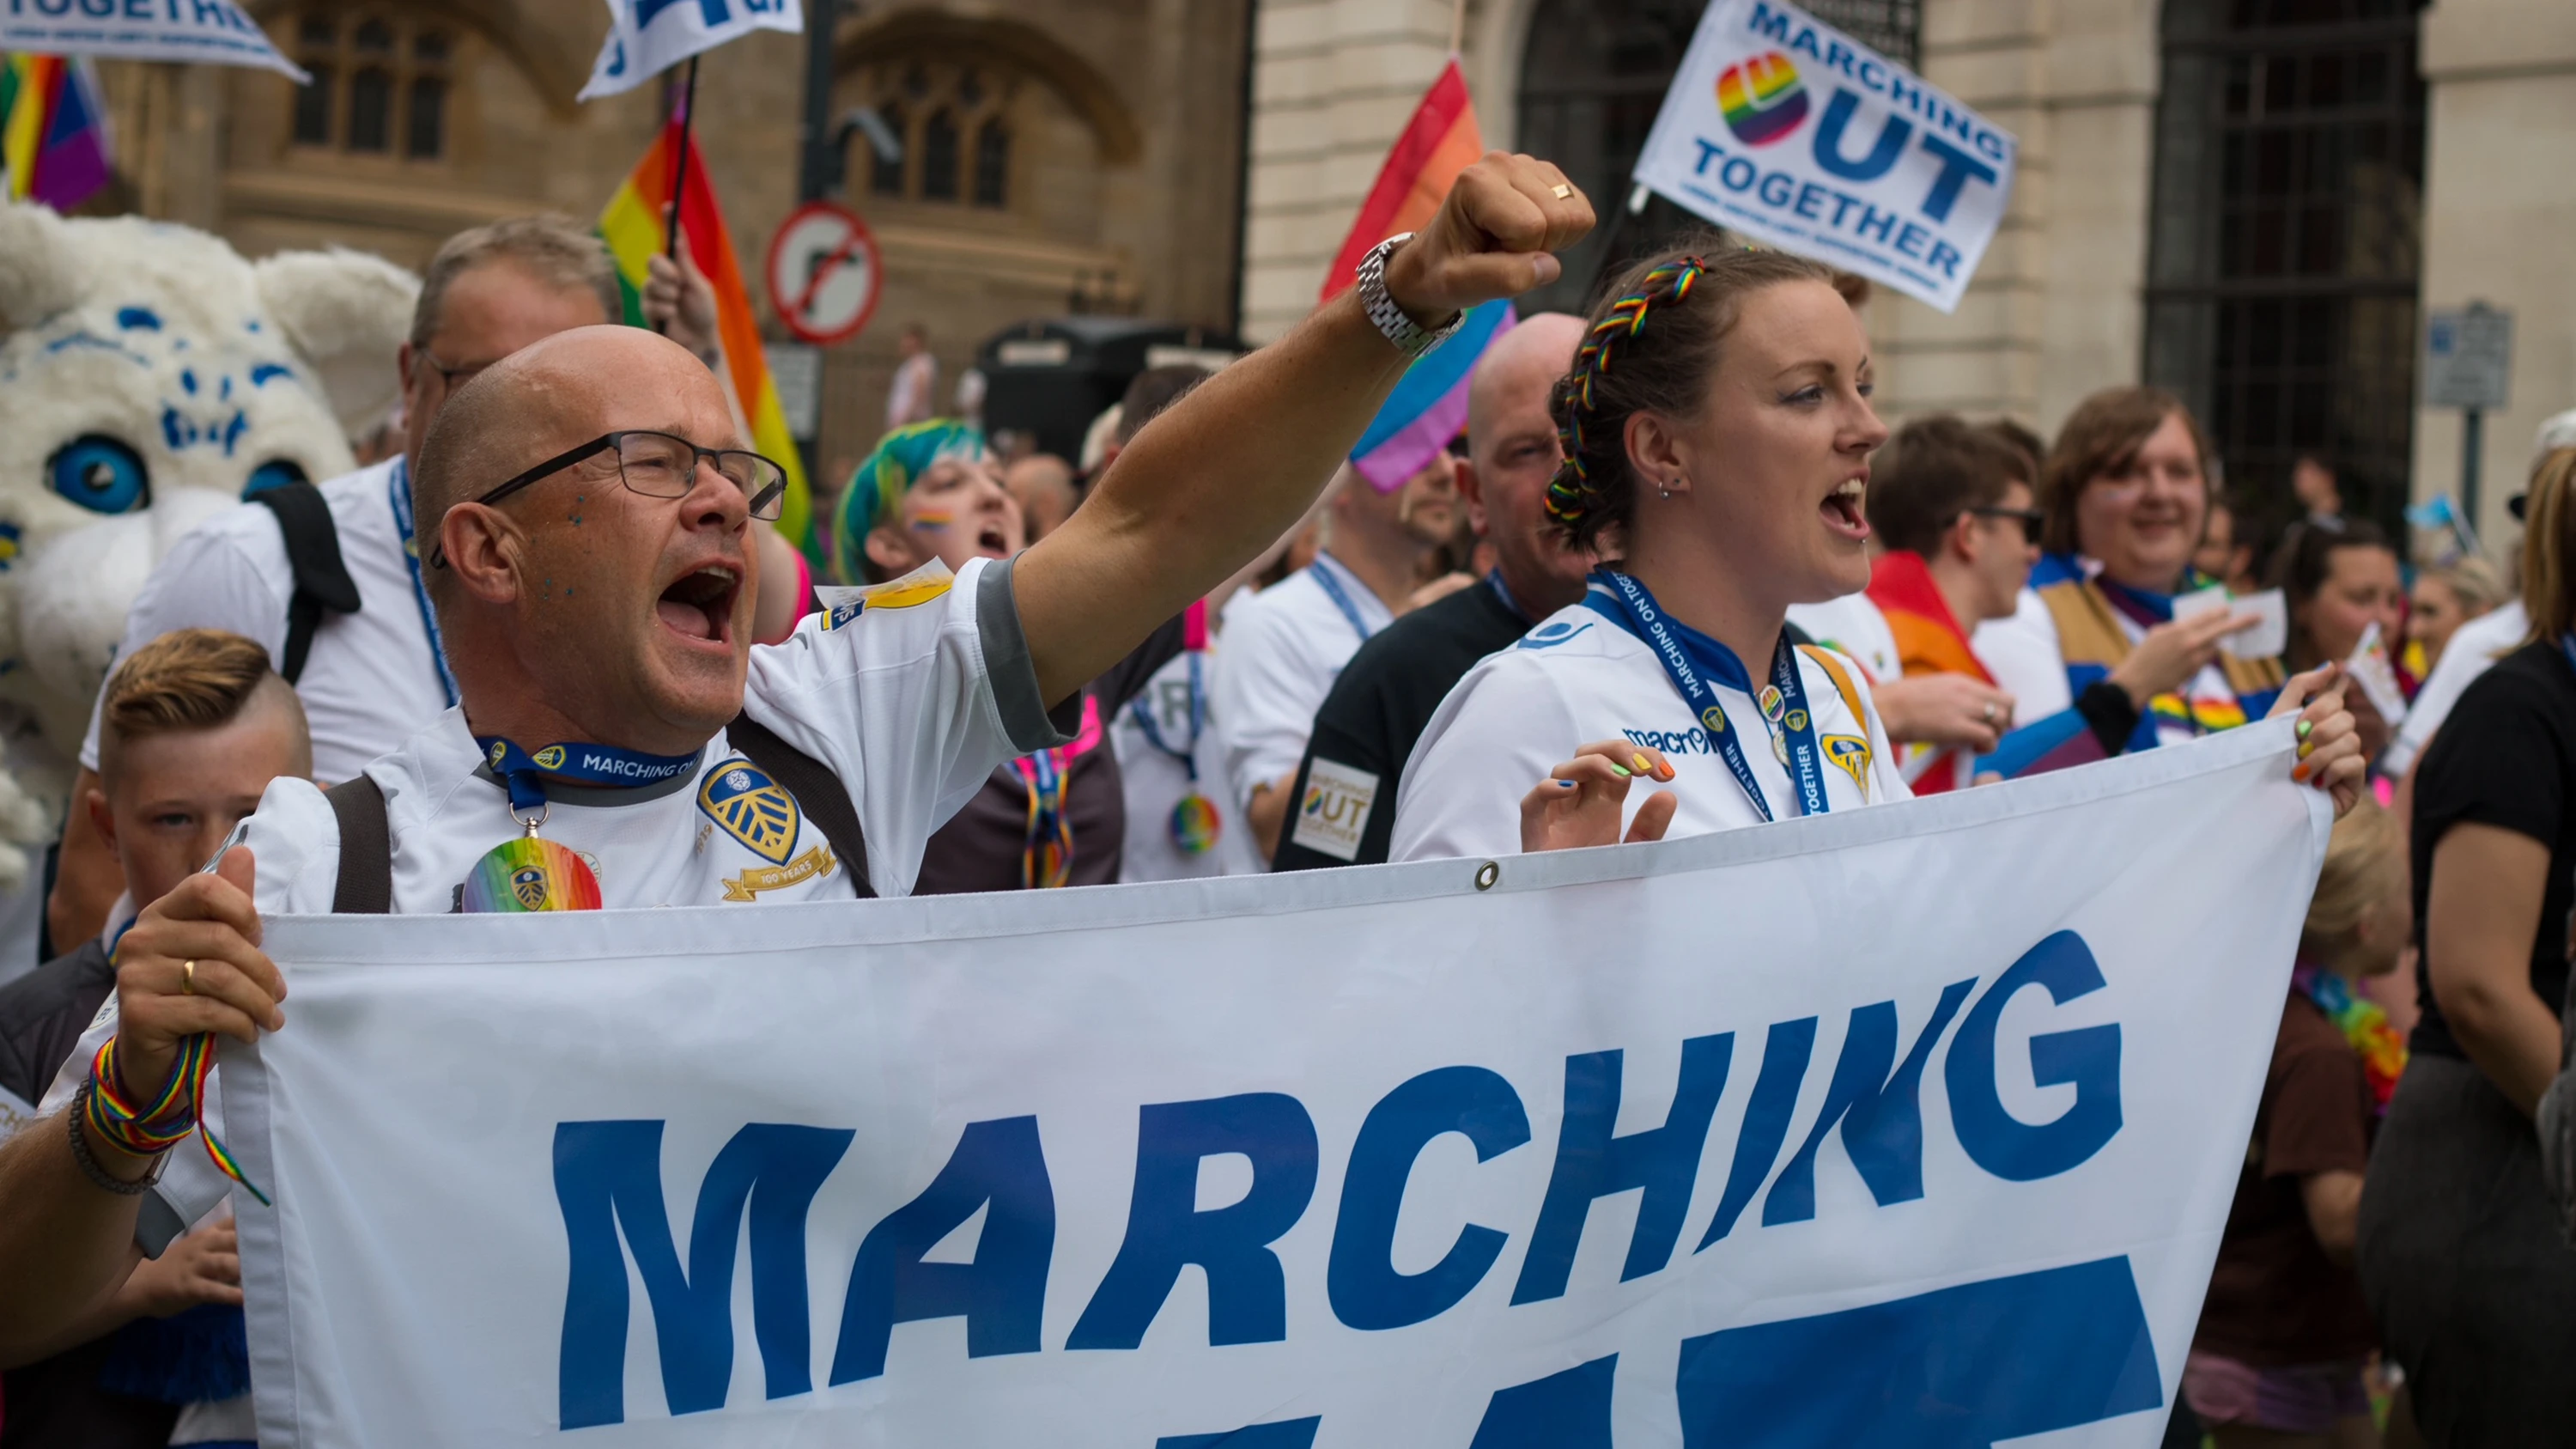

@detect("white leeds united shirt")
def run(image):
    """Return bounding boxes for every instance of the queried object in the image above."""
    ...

[246,556,1063,913]
[1212,553,1394,814]
[81,457,448,787]
[1391,601,1909,861]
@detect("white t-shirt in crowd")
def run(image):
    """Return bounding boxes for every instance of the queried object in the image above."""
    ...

[1391,599,1909,862]
[1786,591,1900,682]
[2385,598,2529,778]
[80,458,448,786]
[1973,587,2071,718]
[1113,643,1262,881]
[1212,553,1394,815]
[52,556,1066,1235]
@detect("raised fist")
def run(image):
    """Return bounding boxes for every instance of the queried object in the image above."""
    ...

[1382,153,1595,325]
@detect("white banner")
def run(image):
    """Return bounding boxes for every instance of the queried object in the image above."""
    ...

[2,0,306,81]
[229,722,2323,1446]
[1631,0,2017,313]
[580,0,802,102]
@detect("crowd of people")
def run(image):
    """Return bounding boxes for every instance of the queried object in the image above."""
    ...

[0,154,2562,1447]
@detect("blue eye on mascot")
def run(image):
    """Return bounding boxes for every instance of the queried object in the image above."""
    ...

[0,198,416,968]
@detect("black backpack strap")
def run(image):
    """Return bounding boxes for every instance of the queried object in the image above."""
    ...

[249,480,362,685]
[727,713,876,899]
[325,777,392,914]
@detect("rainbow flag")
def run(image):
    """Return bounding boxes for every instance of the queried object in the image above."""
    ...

[599,113,814,560]
[0,52,110,210]
[1325,57,1512,492]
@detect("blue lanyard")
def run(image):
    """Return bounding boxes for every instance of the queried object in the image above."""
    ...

[1307,556,1379,643]
[1486,568,1532,624]
[2561,635,2576,681]
[1127,651,1205,779]
[1583,569,1829,822]
[391,459,460,708]
[475,735,698,816]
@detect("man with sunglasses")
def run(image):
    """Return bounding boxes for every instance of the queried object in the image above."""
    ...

[0,155,1599,1342]
[46,216,720,952]
[1854,414,2046,793]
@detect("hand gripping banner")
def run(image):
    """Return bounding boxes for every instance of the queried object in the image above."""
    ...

[228,721,2324,1446]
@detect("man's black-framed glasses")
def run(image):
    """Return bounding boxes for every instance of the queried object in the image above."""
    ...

[1966,505,2045,545]
[429,431,787,568]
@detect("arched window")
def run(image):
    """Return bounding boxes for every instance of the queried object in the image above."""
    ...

[289,9,453,161]
[848,60,1022,211]
[2144,0,2426,533]
[920,108,960,201]
[973,119,1010,208]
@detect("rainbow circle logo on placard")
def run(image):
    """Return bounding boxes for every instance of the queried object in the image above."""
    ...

[1716,52,1808,146]
[462,836,603,913]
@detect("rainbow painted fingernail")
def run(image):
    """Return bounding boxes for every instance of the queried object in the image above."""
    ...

[1609,763,1632,778]
[1631,752,1653,773]
[2292,762,2312,783]
[1651,759,1676,782]
[2295,719,2313,740]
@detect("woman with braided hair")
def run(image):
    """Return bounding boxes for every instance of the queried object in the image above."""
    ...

[1387,242,2370,861]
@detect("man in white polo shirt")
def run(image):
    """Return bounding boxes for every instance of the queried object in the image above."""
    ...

[1215,454,1463,861]
[0,154,1598,1344]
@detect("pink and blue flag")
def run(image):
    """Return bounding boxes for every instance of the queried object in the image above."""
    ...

[1348,300,1516,490]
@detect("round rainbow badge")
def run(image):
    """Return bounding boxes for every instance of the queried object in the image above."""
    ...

[462,836,603,913]
[1716,51,1808,147]
[1169,793,1223,855]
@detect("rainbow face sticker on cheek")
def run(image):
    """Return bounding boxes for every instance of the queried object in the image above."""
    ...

[909,508,954,533]
[461,836,604,913]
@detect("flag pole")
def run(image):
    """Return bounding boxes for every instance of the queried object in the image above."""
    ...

[1448,0,1466,55]
[664,54,699,260]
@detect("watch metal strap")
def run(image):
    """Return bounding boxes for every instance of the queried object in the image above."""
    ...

[1356,233,1464,358]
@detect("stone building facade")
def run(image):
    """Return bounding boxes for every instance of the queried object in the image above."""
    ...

[86,0,1251,483]
[1244,0,2573,549]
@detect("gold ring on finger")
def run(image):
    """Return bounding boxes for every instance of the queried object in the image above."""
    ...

[181,959,197,995]
[1550,183,1574,199]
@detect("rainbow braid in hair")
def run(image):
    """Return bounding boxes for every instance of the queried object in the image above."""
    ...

[1545,256,1707,527]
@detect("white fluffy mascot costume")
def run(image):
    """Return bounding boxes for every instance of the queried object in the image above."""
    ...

[0,200,416,904]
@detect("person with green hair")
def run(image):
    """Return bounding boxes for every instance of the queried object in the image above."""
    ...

[831,420,1022,585]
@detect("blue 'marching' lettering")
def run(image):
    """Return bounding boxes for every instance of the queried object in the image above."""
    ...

[1946,931,2123,1181]
[1469,1354,1618,1448]
[1673,1256,2161,1445]
[1697,1018,1816,1249]
[1327,1067,1530,1330]
[1916,132,2002,222]
[1512,1033,1733,1303]
[829,1116,1055,1385]
[553,1120,853,1429]
[1068,1093,1319,1349]
[1762,981,1975,1226]
[1747,0,1793,42]
[1812,89,1911,182]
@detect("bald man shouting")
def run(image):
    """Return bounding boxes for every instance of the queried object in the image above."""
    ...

[0,156,1594,1349]
[1272,312,1595,870]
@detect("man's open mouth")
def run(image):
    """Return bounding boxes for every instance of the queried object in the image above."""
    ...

[656,564,738,643]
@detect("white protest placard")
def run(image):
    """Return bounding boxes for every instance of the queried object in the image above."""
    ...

[1631,0,2017,313]
[229,723,2322,1446]
[2,0,307,81]
[580,0,803,102]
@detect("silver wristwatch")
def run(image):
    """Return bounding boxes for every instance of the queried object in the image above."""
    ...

[1355,233,1464,358]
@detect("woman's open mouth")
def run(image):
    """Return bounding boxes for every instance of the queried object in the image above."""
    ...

[1821,478,1870,540]
[655,564,739,644]
[975,523,1010,557]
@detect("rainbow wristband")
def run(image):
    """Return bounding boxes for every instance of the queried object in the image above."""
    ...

[84,1035,270,1206]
